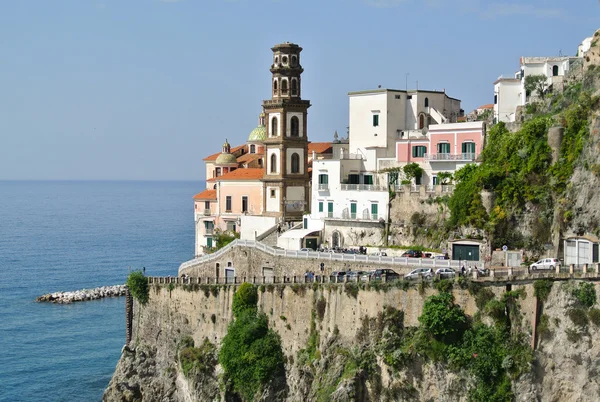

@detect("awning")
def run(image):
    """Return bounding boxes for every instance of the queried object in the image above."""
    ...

[278,229,319,239]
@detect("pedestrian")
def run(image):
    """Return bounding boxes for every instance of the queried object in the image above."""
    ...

[143,266,146,275]
[461,265,465,277]
[277,224,281,235]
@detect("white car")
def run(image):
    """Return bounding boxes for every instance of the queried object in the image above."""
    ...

[404,268,433,280]
[530,258,560,270]
[435,267,456,278]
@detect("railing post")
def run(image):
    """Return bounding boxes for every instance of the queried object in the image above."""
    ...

[583,264,588,274]
[508,267,513,277]
[556,264,560,274]
[596,263,600,275]
[569,264,574,275]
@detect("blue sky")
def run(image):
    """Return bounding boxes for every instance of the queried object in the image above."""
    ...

[1,0,598,180]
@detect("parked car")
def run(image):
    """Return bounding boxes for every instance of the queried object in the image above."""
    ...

[369,269,400,281]
[401,250,423,258]
[435,267,456,278]
[435,255,449,260]
[330,271,347,281]
[404,268,433,280]
[530,258,560,270]
[372,251,388,256]
[360,271,375,282]
[300,248,310,252]
[346,271,366,281]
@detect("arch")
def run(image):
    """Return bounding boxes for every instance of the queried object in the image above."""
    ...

[271,117,278,136]
[281,79,288,94]
[419,114,425,129]
[332,231,343,249]
[290,116,299,137]
[213,184,217,189]
[291,55,297,66]
[291,152,300,173]
[273,79,278,93]
[552,65,559,76]
[250,144,256,153]
[424,97,429,107]
[291,78,298,95]
[270,153,277,173]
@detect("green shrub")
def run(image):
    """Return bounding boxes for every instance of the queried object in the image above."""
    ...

[434,279,453,293]
[537,314,550,339]
[316,297,327,321]
[127,270,149,304]
[180,338,217,377]
[572,282,597,308]
[589,308,600,326]
[568,308,589,328]
[232,283,258,318]
[418,292,467,344]
[534,280,553,303]
[565,328,582,342]
[344,283,359,299]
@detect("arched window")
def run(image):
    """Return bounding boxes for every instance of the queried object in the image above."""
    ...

[291,153,300,173]
[419,114,425,129]
[291,55,297,66]
[290,116,299,137]
[424,97,429,108]
[250,144,256,153]
[271,117,278,136]
[273,79,278,93]
[270,153,277,173]
[552,65,559,76]
[291,79,298,96]
[281,79,288,94]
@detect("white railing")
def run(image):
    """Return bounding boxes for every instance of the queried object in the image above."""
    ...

[340,184,387,192]
[179,239,477,273]
[424,153,477,161]
[203,209,211,216]
[205,228,214,235]
[318,184,329,191]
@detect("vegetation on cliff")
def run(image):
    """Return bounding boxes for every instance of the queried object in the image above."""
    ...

[219,283,286,401]
[126,270,149,304]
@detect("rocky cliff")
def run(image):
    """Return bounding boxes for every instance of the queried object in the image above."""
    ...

[104,279,600,401]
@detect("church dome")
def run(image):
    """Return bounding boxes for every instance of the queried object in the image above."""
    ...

[248,124,267,142]
[215,152,238,165]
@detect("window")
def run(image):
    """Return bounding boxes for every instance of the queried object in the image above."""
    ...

[291,79,298,96]
[282,55,288,64]
[270,189,276,198]
[270,153,277,173]
[371,203,378,220]
[552,65,559,76]
[281,79,288,94]
[204,201,210,209]
[242,196,248,213]
[412,146,427,158]
[318,201,323,212]
[348,174,359,184]
[291,55,297,65]
[363,175,373,185]
[327,202,334,218]
[395,95,401,99]
[419,114,425,129]
[433,176,438,185]
[225,196,232,212]
[250,144,256,153]
[372,114,379,127]
[271,117,278,136]
[462,142,476,156]
[215,167,221,177]
[437,143,450,154]
[407,95,412,100]
[290,116,299,137]
[318,174,328,184]
[273,79,278,92]
[226,221,236,232]
[258,158,263,167]
[424,97,429,107]
[494,94,498,104]
[291,153,300,173]
[350,202,357,219]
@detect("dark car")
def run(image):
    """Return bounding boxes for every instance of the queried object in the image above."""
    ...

[330,271,347,282]
[370,269,400,281]
[401,250,423,258]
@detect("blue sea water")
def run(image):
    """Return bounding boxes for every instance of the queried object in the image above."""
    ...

[0,181,198,402]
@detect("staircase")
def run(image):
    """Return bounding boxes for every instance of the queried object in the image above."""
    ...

[428,106,447,124]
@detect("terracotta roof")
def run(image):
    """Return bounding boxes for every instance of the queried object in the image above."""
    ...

[237,153,263,164]
[203,145,246,162]
[457,116,467,122]
[308,142,333,155]
[478,104,494,110]
[193,189,217,200]
[216,168,265,181]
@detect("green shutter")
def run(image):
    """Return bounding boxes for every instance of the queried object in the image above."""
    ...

[350,203,357,213]
[207,238,212,248]
[318,202,323,212]
[373,115,379,127]
[371,203,378,215]
[328,202,333,213]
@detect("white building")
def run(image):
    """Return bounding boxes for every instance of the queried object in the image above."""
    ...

[578,36,594,58]
[493,77,522,123]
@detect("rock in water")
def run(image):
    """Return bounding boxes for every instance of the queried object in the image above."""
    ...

[36,284,127,303]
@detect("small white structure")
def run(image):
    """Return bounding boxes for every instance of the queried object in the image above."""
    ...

[578,36,594,57]
[564,236,600,267]
[493,77,522,123]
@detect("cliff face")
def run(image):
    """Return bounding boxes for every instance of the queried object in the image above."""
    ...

[104,280,600,402]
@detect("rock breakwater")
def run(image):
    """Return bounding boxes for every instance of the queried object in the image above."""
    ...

[36,285,127,304]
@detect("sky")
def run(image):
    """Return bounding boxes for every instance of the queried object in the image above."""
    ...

[1,0,598,180]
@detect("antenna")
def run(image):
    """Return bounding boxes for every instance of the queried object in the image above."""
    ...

[559,49,563,56]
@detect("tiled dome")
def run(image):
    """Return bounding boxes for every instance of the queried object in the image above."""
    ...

[248,125,266,142]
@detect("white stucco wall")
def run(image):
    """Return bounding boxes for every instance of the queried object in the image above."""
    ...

[240,215,277,240]
[494,80,521,123]
[267,148,281,175]
[348,92,389,154]
[268,112,281,137]
[266,186,280,212]
[286,186,305,201]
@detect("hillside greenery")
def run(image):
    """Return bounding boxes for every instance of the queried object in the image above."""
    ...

[126,270,149,304]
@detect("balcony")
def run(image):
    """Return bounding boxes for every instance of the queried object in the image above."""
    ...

[318,184,329,191]
[340,184,387,192]
[205,228,214,235]
[424,153,477,161]
[327,209,380,222]
[203,209,211,216]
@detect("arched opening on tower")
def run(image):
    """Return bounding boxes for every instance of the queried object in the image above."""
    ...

[273,79,278,94]
[291,79,298,96]
[291,153,300,173]
[290,116,299,137]
[281,79,288,95]
[271,117,278,136]
[270,154,277,173]
[419,114,425,129]
[424,97,429,108]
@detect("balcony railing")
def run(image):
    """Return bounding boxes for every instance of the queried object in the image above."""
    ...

[203,209,211,216]
[394,184,455,193]
[205,228,214,235]
[424,153,477,161]
[325,212,380,221]
[318,184,329,191]
[340,184,387,192]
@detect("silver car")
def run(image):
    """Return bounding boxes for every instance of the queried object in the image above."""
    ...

[435,267,456,278]
[530,258,559,270]
[404,268,433,280]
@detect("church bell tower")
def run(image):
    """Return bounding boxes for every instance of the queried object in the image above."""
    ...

[262,42,311,222]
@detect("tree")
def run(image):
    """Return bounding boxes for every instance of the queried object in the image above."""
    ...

[437,171,453,185]
[126,270,149,304]
[419,292,468,344]
[403,163,424,183]
[524,74,548,98]
[212,228,240,250]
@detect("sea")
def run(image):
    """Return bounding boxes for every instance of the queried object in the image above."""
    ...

[0,180,199,402]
